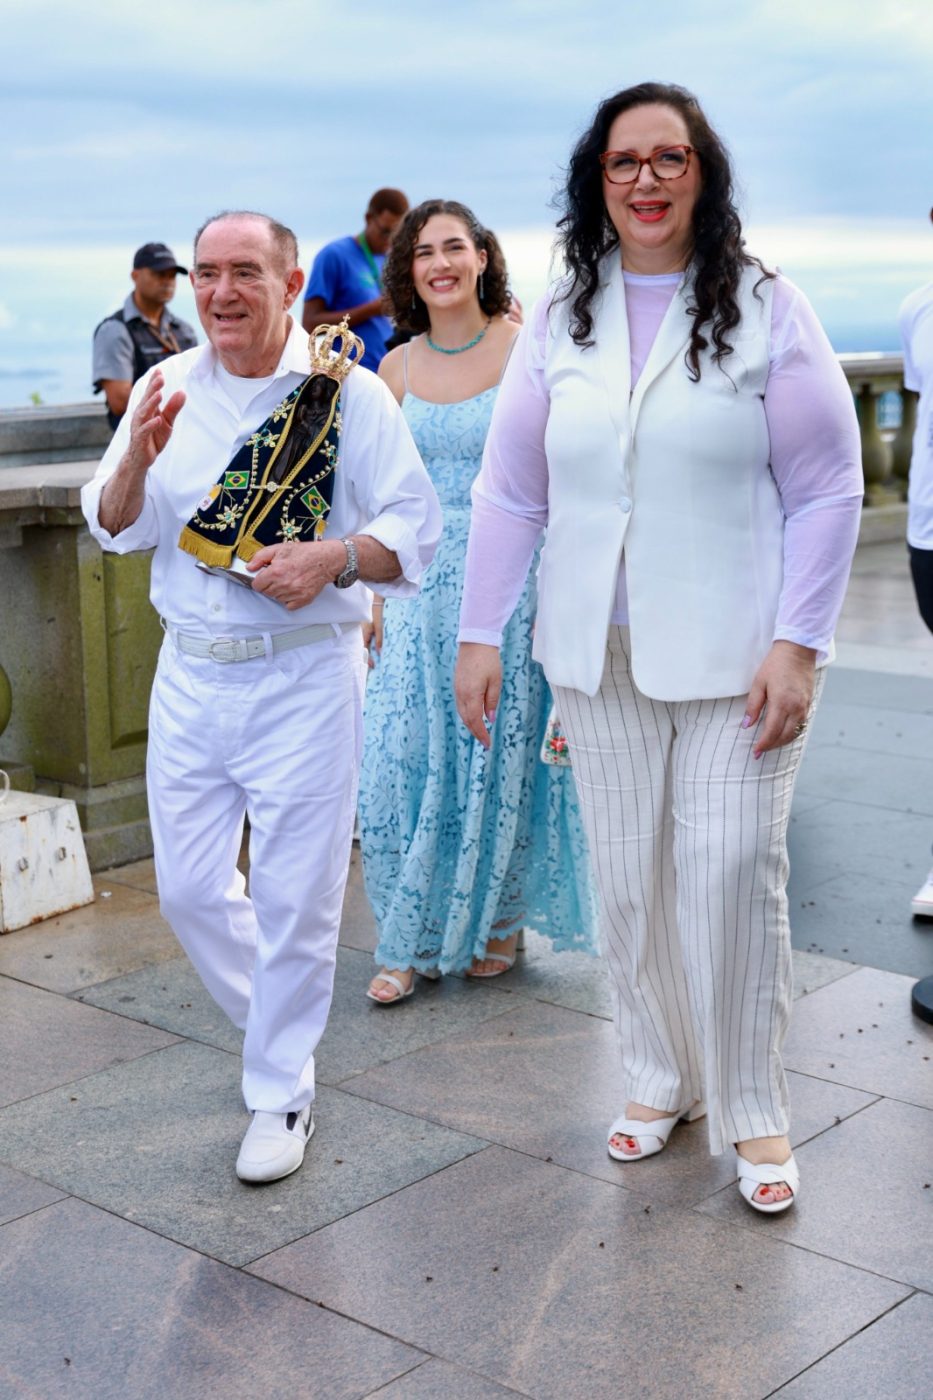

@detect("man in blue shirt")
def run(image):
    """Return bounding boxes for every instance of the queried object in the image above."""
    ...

[301,188,408,370]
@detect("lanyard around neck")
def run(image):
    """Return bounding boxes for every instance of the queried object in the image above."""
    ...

[357,233,382,289]
[136,304,181,355]
[146,321,181,355]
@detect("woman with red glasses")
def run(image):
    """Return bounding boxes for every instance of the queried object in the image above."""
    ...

[455,83,863,1213]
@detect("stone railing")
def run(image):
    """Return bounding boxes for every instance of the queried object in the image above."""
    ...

[839,351,912,496]
[0,404,160,869]
[0,401,112,468]
[838,353,911,544]
[0,372,915,869]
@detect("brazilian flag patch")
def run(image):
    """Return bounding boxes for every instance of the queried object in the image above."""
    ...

[223,469,250,491]
[300,485,328,518]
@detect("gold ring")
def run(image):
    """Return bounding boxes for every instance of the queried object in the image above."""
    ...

[793,721,807,737]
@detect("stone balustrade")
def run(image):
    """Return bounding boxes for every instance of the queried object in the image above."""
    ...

[0,404,160,868]
[838,351,912,499]
[0,401,112,469]
[0,371,915,868]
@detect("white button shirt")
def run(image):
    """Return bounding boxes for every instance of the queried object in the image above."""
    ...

[82,316,442,636]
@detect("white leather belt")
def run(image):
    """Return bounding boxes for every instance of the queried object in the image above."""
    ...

[169,621,357,664]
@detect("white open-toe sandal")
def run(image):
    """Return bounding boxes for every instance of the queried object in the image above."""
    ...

[736,1152,800,1214]
[607,1101,706,1161]
[366,967,442,1005]
[467,929,526,978]
[366,970,415,1005]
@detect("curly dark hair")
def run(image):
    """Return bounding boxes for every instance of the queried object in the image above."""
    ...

[383,199,511,334]
[555,81,772,380]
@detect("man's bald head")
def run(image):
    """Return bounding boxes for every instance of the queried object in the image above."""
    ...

[193,211,299,276]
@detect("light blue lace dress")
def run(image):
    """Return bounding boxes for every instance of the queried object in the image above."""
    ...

[358,379,599,974]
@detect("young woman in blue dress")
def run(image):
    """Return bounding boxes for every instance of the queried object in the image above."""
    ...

[358,199,597,1004]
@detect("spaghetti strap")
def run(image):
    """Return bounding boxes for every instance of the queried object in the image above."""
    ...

[497,333,520,385]
[402,342,411,395]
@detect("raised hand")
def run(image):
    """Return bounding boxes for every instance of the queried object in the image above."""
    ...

[98,371,187,536]
[125,370,186,472]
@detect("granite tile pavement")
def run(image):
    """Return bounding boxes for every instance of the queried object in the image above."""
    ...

[0,541,929,1397]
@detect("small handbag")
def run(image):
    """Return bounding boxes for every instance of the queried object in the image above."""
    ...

[540,708,572,766]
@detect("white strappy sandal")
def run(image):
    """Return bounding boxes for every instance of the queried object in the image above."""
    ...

[467,929,526,978]
[366,966,441,1005]
[607,1101,706,1161]
[366,969,416,1005]
[735,1152,800,1214]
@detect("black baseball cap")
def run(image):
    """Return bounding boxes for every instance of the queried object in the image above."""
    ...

[133,242,187,274]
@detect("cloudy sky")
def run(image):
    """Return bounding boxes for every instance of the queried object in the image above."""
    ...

[1,0,931,405]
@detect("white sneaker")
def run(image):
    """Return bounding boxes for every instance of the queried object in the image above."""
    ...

[912,868,933,919]
[235,1105,314,1183]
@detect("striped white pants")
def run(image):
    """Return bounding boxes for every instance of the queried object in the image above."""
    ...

[553,627,823,1155]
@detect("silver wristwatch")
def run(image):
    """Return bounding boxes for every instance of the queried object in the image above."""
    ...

[334,536,360,589]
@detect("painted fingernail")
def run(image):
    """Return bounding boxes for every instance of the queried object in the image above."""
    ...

[488,710,496,724]
[741,715,752,729]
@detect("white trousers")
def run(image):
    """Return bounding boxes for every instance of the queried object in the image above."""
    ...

[146,628,365,1113]
[553,627,823,1155]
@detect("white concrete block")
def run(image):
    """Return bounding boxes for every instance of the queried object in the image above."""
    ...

[0,792,94,932]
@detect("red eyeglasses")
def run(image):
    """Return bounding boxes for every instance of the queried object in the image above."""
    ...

[600,145,695,185]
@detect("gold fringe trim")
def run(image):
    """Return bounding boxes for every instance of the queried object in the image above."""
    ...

[177,529,234,567]
[235,537,264,564]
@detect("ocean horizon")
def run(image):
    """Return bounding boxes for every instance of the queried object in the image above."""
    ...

[0,219,926,411]
[0,324,906,415]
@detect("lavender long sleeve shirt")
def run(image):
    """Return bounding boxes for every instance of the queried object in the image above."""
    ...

[459,272,863,661]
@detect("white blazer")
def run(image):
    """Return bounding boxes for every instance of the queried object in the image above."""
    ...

[533,254,787,700]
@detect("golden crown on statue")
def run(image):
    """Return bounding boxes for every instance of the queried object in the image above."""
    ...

[308,317,365,382]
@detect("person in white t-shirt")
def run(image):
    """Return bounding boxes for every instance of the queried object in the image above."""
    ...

[897,208,933,919]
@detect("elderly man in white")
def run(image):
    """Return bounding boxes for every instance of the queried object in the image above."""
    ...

[82,210,442,1183]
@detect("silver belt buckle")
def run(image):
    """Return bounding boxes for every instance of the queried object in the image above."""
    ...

[208,637,248,663]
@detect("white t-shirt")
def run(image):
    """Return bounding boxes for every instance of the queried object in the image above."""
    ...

[898,280,933,549]
[212,362,277,415]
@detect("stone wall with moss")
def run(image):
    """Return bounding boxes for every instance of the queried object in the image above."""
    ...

[0,408,161,869]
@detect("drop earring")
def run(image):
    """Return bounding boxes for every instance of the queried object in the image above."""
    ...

[478,271,485,302]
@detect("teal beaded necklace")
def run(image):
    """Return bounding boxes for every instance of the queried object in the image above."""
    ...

[426,319,491,355]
